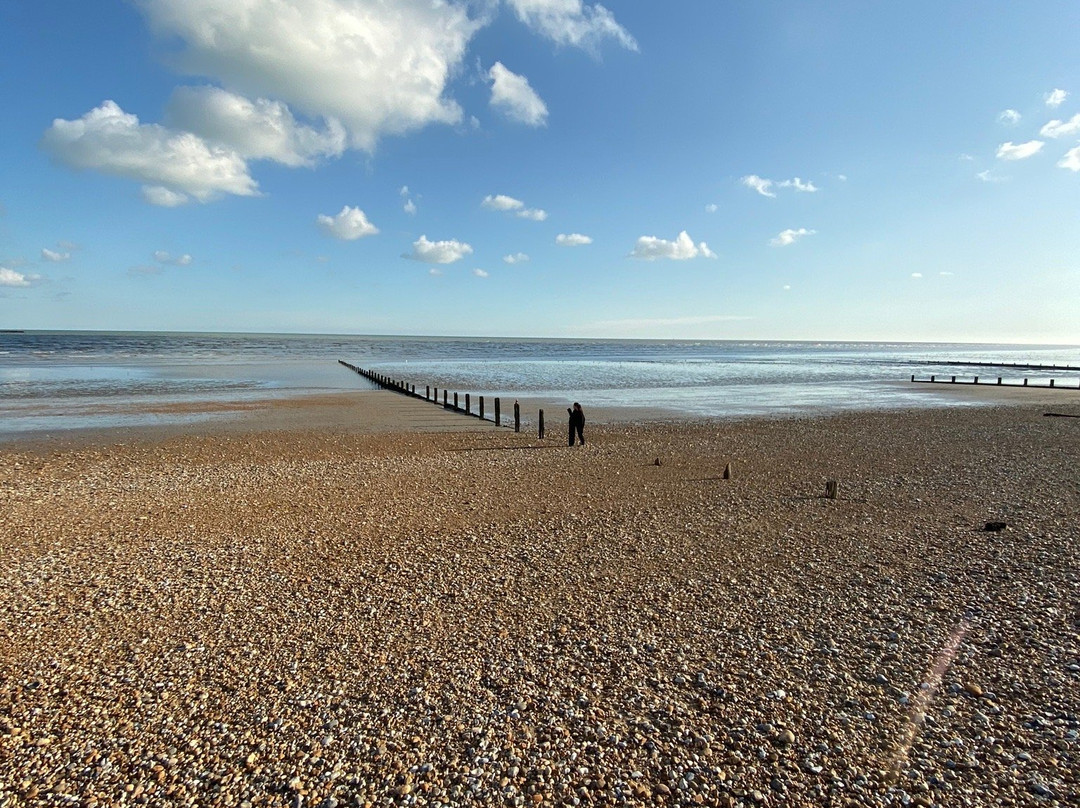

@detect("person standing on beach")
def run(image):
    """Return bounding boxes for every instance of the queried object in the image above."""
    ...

[567,402,585,446]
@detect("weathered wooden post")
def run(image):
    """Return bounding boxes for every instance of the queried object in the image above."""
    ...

[997,377,1002,385]
[539,409,545,439]
[453,392,459,411]
[825,480,839,499]
[723,463,732,480]
[443,390,449,407]
[1023,378,1028,386]
[514,401,520,433]
[951,376,956,383]
[465,393,471,414]
[931,375,936,382]
[479,396,485,420]
[1050,379,1055,387]
[974,376,979,384]
[910,374,915,382]
[426,385,430,400]
[494,398,501,426]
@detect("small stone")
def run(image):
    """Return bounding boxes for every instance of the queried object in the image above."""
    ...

[964,683,984,697]
[775,729,796,746]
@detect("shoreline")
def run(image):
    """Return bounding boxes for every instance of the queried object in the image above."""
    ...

[3,379,1079,454]
[2,401,1078,805]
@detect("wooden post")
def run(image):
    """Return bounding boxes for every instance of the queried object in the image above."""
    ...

[997,377,1002,385]
[514,401,520,433]
[434,386,438,402]
[910,374,915,382]
[494,398,501,426]
[480,396,485,420]
[931,375,936,382]
[723,463,732,480]
[443,390,449,407]
[453,392,459,411]
[951,376,956,383]
[1050,379,1055,387]
[539,409,545,439]
[465,393,471,414]
[426,385,430,400]
[825,480,839,499]
[1023,378,1028,386]
[974,376,979,384]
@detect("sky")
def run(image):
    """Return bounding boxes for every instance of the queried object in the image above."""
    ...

[2,0,1079,343]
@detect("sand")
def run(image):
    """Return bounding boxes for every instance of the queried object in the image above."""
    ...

[1,391,1079,807]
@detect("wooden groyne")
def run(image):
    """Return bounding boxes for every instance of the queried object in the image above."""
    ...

[338,360,542,435]
[911,360,1079,371]
[910,374,1080,390]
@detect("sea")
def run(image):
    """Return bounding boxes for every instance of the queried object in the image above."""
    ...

[1,331,1078,437]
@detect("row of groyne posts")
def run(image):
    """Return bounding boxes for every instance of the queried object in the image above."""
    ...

[338,360,550,437]
[910,360,1080,390]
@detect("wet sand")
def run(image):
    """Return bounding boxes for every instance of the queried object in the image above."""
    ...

[1,393,1079,806]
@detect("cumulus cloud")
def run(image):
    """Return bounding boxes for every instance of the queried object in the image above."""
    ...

[778,177,817,192]
[153,250,193,266]
[472,268,489,278]
[403,235,472,264]
[489,62,548,127]
[996,140,1044,160]
[998,109,1021,125]
[482,193,547,220]
[556,233,592,246]
[41,100,258,204]
[630,231,716,261]
[741,174,818,197]
[137,0,479,152]
[1040,114,1080,138]
[0,267,40,287]
[503,252,530,264]
[1045,88,1068,108]
[41,248,71,262]
[166,86,346,166]
[317,205,379,240]
[506,0,637,51]
[769,228,815,247]
[1059,146,1080,172]
[741,174,775,197]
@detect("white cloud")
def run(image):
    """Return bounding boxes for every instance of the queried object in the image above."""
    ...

[1058,146,1080,172]
[488,62,548,127]
[41,248,71,262]
[976,170,1005,183]
[403,235,472,264]
[777,177,817,192]
[137,0,480,152]
[996,140,1044,160]
[317,205,379,240]
[911,272,923,278]
[503,252,530,264]
[742,174,817,196]
[41,100,258,202]
[769,228,815,247]
[472,268,489,278]
[141,186,191,206]
[428,267,443,276]
[403,198,417,215]
[741,174,775,197]
[153,250,193,266]
[482,193,546,220]
[0,267,40,287]
[782,284,791,291]
[1046,88,1068,108]
[166,86,346,166]
[482,194,524,212]
[998,109,1021,125]
[704,203,718,213]
[1040,114,1080,138]
[506,0,637,51]
[939,271,954,276]
[556,233,592,246]
[630,231,716,260]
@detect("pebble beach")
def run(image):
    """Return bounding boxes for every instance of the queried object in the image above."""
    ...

[1,394,1078,807]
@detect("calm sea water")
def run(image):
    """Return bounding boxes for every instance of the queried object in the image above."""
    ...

[1,331,1078,436]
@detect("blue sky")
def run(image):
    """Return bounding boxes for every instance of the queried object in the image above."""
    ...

[2,0,1079,342]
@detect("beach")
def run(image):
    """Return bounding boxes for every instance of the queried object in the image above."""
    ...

[1,393,1078,806]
